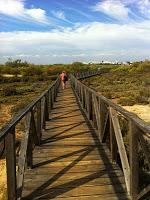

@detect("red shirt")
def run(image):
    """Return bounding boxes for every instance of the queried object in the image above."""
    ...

[60,73,65,81]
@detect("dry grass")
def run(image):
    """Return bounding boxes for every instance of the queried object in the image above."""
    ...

[0,80,53,199]
[0,105,13,129]
[0,105,11,200]
[0,160,7,200]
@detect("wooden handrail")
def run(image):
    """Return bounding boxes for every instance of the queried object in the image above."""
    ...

[0,77,60,200]
[70,72,150,200]
[1,70,149,200]
[0,78,60,141]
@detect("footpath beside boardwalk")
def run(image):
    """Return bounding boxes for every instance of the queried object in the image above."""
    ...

[22,82,130,200]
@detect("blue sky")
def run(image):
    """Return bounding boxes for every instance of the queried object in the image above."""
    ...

[0,0,150,64]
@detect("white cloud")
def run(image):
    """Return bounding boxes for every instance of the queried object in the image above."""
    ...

[26,8,48,23]
[52,10,66,20]
[0,0,49,24]
[91,0,130,21]
[1,21,150,63]
[137,0,150,19]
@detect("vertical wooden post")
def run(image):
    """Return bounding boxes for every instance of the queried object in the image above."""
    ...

[99,98,105,141]
[87,91,93,120]
[31,110,39,145]
[26,115,34,168]
[52,86,55,106]
[129,120,139,199]
[42,98,46,129]
[81,86,84,106]
[36,100,41,143]
[84,88,87,112]
[5,127,17,200]
[50,88,53,109]
[54,85,56,102]
[48,90,51,113]
[83,87,85,109]
[45,93,49,121]
[109,109,117,161]
[92,95,97,129]
[26,136,33,168]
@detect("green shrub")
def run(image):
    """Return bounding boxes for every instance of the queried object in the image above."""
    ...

[118,96,136,106]
[137,61,150,72]
[2,86,17,96]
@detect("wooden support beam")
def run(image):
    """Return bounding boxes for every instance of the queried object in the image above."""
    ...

[110,108,130,194]
[17,113,31,199]
[45,93,49,121]
[87,91,93,120]
[92,94,101,138]
[36,100,41,143]
[5,127,17,200]
[109,109,118,162]
[129,120,139,200]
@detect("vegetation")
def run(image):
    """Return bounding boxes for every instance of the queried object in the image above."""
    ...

[0,59,110,128]
[84,60,150,106]
[83,60,150,192]
[0,59,150,198]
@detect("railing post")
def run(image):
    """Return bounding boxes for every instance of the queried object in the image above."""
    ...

[42,98,46,129]
[5,127,17,200]
[26,113,35,168]
[87,91,93,120]
[48,90,51,113]
[45,93,49,121]
[52,86,55,106]
[129,120,139,200]
[98,98,105,141]
[109,108,117,161]
[36,100,42,143]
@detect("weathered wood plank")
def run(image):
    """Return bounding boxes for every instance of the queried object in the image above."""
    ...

[5,127,17,200]
[129,121,139,200]
[22,83,128,200]
[109,108,130,194]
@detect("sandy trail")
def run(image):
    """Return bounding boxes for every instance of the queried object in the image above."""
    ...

[123,104,150,123]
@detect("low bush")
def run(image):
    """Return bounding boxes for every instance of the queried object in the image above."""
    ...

[2,86,17,96]
[118,96,136,106]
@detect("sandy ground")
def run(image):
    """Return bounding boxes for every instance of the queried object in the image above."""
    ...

[123,104,150,123]
[0,105,12,200]
[0,105,13,129]
[0,160,7,200]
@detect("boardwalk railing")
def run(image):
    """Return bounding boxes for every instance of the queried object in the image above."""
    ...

[74,68,110,80]
[70,73,150,200]
[0,78,60,200]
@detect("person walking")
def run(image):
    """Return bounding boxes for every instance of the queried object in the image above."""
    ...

[60,71,68,89]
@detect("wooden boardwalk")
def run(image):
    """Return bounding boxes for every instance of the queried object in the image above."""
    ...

[22,83,130,200]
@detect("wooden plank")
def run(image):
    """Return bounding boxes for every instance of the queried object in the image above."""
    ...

[129,120,139,200]
[137,184,150,200]
[44,93,49,121]
[101,107,109,143]
[92,94,101,139]
[109,109,118,162]
[22,82,129,200]
[26,113,34,169]
[17,113,31,199]
[36,100,42,144]
[41,97,46,129]
[23,184,127,199]
[110,108,130,194]
[5,127,17,200]
[87,91,93,120]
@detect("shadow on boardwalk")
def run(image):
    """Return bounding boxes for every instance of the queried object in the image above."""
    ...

[22,84,130,200]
